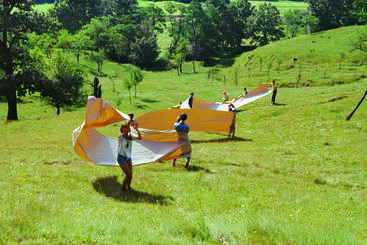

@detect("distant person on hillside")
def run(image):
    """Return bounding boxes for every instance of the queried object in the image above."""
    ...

[117,119,142,191]
[244,87,248,95]
[188,92,194,109]
[228,104,237,138]
[271,80,277,105]
[223,91,229,103]
[171,101,182,109]
[172,113,191,168]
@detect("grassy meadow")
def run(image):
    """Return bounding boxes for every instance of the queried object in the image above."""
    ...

[1,22,367,245]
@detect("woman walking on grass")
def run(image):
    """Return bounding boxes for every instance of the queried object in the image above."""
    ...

[117,119,142,191]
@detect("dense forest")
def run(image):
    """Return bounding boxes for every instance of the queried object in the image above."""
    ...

[1,0,367,121]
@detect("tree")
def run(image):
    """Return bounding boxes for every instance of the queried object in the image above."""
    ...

[352,0,367,24]
[283,9,304,38]
[266,61,273,78]
[129,21,159,69]
[351,25,367,65]
[307,0,356,31]
[228,0,254,47]
[128,66,144,98]
[184,0,216,70]
[88,49,106,75]
[40,51,85,115]
[205,0,231,48]
[0,0,55,121]
[105,0,138,17]
[247,3,284,46]
[124,78,133,104]
[49,0,103,34]
[73,30,93,62]
[172,40,188,76]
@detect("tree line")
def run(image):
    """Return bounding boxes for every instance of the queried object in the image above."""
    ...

[1,0,367,121]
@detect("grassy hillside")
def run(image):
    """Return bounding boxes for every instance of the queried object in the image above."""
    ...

[222,26,367,88]
[1,27,367,243]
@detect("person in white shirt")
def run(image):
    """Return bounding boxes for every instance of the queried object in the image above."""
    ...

[117,120,142,191]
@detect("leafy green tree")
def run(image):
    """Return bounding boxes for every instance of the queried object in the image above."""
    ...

[172,40,188,76]
[352,0,367,24]
[129,21,159,69]
[247,3,284,46]
[56,29,74,51]
[0,0,55,121]
[28,33,56,59]
[104,0,138,17]
[228,0,254,47]
[49,0,103,34]
[185,0,211,72]
[266,61,273,78]
[73,30,93,62]
[40,51,85,115]
[283,9,305,37]
[124,78,134,104]
[205,0,231,48]
[88,49,106,75]
[276,58,283,74]
[351,25,367,63]
[143,3,166,33]
[128,66,144,98]
[307,0,356,31]
[82,17,111,52]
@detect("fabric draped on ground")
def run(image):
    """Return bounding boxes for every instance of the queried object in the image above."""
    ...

[179,84,271,111]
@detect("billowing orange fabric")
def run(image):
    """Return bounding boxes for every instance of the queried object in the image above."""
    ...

[73,97,230,166]
[136,109,233,132]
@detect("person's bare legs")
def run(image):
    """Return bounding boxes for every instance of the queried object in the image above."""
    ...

[126,160,133,190]
[119,163,132,191]
[185,157,190,168]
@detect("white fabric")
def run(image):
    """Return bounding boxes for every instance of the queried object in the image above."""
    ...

[180,84,271,111]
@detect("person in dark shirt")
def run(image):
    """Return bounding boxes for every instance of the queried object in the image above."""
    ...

[172,113,190,168]
[188,92,194,109]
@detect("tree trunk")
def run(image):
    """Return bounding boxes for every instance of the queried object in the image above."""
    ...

[57,105,60,115]
[7,89,18,121]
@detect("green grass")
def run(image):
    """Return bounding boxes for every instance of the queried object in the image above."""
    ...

[1,26,367,244]
[249,1,308,15]
[34,3,54,12]
[224,26,367,88]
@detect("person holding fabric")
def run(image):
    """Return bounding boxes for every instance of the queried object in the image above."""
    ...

[117,119,142,191]
[188,92,194,109]
[228,104,237,138]
[243,87,248,95]
[172,113,191,168]
[271,80,277,105]
[223,91,229,102]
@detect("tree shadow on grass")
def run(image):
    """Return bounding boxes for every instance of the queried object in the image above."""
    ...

[191,136,252,144]
[91,175,174,206]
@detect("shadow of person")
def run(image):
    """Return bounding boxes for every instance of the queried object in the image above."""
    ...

[191,136,252,144]
[273,103,286,106]
[91,176,174,205]
[186,165,211,173]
